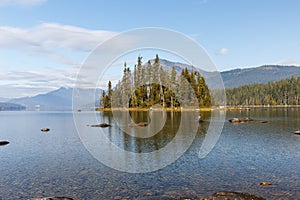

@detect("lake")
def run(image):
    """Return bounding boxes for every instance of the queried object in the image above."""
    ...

[1,108,300,199]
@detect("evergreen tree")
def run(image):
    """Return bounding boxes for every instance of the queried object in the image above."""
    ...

[101,90,106,108]
[111,80,122,107]
[121,62,132,107]
[179,69,189,106]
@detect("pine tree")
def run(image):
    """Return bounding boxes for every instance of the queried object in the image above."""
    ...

[111,80,122,107]
[101,90,106,108]
[121,62,132,107]
[179,69,188,106]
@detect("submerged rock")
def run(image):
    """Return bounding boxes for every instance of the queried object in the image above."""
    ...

[128,122,149,127]
[294,130,300,135]
[91,123,111,128]
[240,117,254,123]
[181,191,266,200]
[41,128,50,132]
[0,141,9,146]
[229,118,267,124]
[229,118,241,123]
[31,197,73,200]
[229,117,254,123]
[259,181,273,186]
[212,191,266,199]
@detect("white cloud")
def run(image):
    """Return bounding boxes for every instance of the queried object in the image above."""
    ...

[0,68,77,97]
[0,23,117,52]
[215,48,229,56]
[0,23,119,68]
[0,0,46,6]
[276,59,300,66]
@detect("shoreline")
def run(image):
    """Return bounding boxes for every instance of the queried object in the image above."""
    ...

[226,105,300,110]
[95,107,213,112]
[95,105,300,112]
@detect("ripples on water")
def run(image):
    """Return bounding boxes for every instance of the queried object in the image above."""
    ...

[1,108,300,199]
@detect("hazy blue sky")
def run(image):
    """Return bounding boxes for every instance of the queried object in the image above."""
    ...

[0,0,299,97]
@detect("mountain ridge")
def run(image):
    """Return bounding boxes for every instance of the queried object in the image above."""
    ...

[221,65,300,88]
[8,87,102,111]
[156,59,300,88]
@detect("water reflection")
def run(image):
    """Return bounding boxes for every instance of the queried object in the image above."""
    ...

[100,111,210,154]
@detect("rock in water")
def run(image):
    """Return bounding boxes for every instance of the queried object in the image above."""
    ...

[259,182,272,186]
[181,191,266,200]
[229,118,241,123]
[31,197,73,200]
[90,123,111,128]
[137,122,149,126]
[212,191,266,199]
[128,122,149,127]
[0,141,9,146]
[41,128,50,132]
[240,117,254,123]
[294,130,300,135]
[229,118,267,124]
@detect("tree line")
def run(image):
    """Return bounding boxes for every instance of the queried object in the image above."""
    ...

[101,55,211,108]
[226,76,300,106]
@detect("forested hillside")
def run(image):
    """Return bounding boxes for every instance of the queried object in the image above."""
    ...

[222,65,300,88]
[226,76,300,106]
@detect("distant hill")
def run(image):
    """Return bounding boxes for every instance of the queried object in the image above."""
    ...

[155,60,300,88]
[151,59,222,89]
[154,59,216,79]
[0,102,25,111]
[9,87,73,111]
[9,87,101,111]
[221,65,300,88]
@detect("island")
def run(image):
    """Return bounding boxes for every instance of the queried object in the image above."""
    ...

[97,55,211,111]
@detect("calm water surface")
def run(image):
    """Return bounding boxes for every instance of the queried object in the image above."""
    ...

[1,108,300,199]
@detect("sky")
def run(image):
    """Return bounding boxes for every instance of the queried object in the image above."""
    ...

[0,0,299,98]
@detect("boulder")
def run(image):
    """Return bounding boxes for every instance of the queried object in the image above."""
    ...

[41,128,50,132]
[31,197,73,200]
[229,118,241,123]
[0,141,9,146]
[128,122,149,127]
[91,123,111,128]
[181,191,266,200]
[240,117,254,123]
[259,182,272,186]
[229,118,267,124]
[294,130,300,135]
[212,191,266,199]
